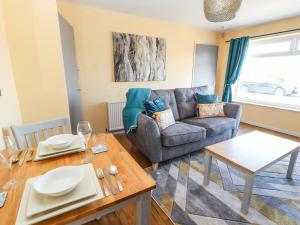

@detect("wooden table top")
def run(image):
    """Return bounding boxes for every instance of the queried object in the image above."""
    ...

[205,131,300,174]
[0,133,156,225]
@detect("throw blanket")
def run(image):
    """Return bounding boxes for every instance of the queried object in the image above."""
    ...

[123,88,151,134]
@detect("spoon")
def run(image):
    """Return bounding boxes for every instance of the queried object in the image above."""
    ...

[96,168,110,197]
[109,165,123,192]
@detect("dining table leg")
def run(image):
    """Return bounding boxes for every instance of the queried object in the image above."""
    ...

[136,191,151,225]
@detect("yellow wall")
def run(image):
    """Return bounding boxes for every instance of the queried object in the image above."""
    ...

[58,2,218,132]
[1,0,69,124]
[216,16,300,135]
[2,0,297,137]
[0,2,22,149]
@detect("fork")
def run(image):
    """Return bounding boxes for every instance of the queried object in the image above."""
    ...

[96,168,110,197]
[26,149,34,162]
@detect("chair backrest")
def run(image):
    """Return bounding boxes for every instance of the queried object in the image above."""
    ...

[11,117,70,149]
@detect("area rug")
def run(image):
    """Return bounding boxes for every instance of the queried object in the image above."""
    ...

[149,150,300,225]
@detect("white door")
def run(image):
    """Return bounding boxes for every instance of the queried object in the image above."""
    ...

[59,15,83,134]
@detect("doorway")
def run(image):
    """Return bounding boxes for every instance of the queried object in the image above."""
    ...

[192,44,218,93]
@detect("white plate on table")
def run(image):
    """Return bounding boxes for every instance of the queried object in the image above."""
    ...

[15,164,103,225]
[33,166,84,197]
[35,136,84,160]
[45,134,76,150]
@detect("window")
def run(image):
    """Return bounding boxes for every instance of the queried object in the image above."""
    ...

[233,34,300,110]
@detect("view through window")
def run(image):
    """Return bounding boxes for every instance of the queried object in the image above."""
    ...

[234,33,300,110]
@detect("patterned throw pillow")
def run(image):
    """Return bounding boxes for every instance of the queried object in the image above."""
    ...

[144,96,166,117]
[152,109,175,130]
[196,103,225,118]
[195,93,218,104]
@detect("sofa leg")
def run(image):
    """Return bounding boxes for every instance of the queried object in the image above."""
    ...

[152,163,159,171]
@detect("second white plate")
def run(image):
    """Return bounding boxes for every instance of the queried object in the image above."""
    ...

[45,134,76,149]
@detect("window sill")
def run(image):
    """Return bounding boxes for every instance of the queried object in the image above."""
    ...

[233,98,300,113]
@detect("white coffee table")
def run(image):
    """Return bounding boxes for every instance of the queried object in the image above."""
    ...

[203,131,300,214]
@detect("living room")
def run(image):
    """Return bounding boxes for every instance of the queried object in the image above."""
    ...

[0,0,300,225]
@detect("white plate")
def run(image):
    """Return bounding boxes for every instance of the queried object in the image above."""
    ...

[26,164,98,217]
[45,134,76,149]
[15,164,103,225]
[33,166,84,197]
[37,136,83,157]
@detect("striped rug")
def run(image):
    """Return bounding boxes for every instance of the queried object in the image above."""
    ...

[149,150,300,225]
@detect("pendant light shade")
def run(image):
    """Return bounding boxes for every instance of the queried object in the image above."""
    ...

[204,0,242,22]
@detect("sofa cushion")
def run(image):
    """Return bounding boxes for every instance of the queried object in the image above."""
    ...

[150,89,180,120]
[144,96,166,117]
[152,109,176,131]
[195,93,218,104]
[196,103,225,118]
[182,117,236,137]
[161,122,206,147]
[174,86,209,120]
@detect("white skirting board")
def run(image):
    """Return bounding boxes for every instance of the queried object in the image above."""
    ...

[241,120,300,138]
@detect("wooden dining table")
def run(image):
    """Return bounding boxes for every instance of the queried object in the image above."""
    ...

[0,133,156,225]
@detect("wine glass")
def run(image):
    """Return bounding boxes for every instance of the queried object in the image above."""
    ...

[77,121,92,164]
[1,136,21,190]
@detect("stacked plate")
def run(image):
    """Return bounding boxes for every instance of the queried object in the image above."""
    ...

[16,164,104,225]
[34,134,85,161]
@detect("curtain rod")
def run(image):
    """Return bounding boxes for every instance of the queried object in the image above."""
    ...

[225,28,300,43]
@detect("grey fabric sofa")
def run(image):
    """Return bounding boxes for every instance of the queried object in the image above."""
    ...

[128,86,242,169]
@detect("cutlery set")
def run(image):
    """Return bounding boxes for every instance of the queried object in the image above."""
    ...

[96,165,123,196]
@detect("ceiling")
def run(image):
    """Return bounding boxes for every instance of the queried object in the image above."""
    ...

[62,0,300,31]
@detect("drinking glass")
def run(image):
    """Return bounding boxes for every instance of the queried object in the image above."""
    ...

[77,121,92,164]
[1,136,21,190]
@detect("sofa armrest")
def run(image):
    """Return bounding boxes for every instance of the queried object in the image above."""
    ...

[128,113,163,163]
[224,103,242,136]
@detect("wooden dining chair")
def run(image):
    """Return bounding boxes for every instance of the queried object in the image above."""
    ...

[11,117,70,149]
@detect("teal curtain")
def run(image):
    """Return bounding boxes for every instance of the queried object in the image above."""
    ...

[222,36,249,102]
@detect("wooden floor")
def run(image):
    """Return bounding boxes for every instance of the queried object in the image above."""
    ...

[88,123,300,225]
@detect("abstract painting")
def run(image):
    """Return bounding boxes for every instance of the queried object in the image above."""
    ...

[112,32,166,82]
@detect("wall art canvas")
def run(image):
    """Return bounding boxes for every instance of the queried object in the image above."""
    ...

[112,32,166,82]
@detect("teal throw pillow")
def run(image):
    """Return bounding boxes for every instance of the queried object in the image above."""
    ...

[195,93,218,104]
[144,96,166,117]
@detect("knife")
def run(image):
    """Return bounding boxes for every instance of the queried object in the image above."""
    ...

[18,149,28,166]
[0,192,8,208]
[116,174,124,192]
[104,169,117,195]
[13,150,22,163]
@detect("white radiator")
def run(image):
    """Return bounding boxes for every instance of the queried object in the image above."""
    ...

[107,101,126,131]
